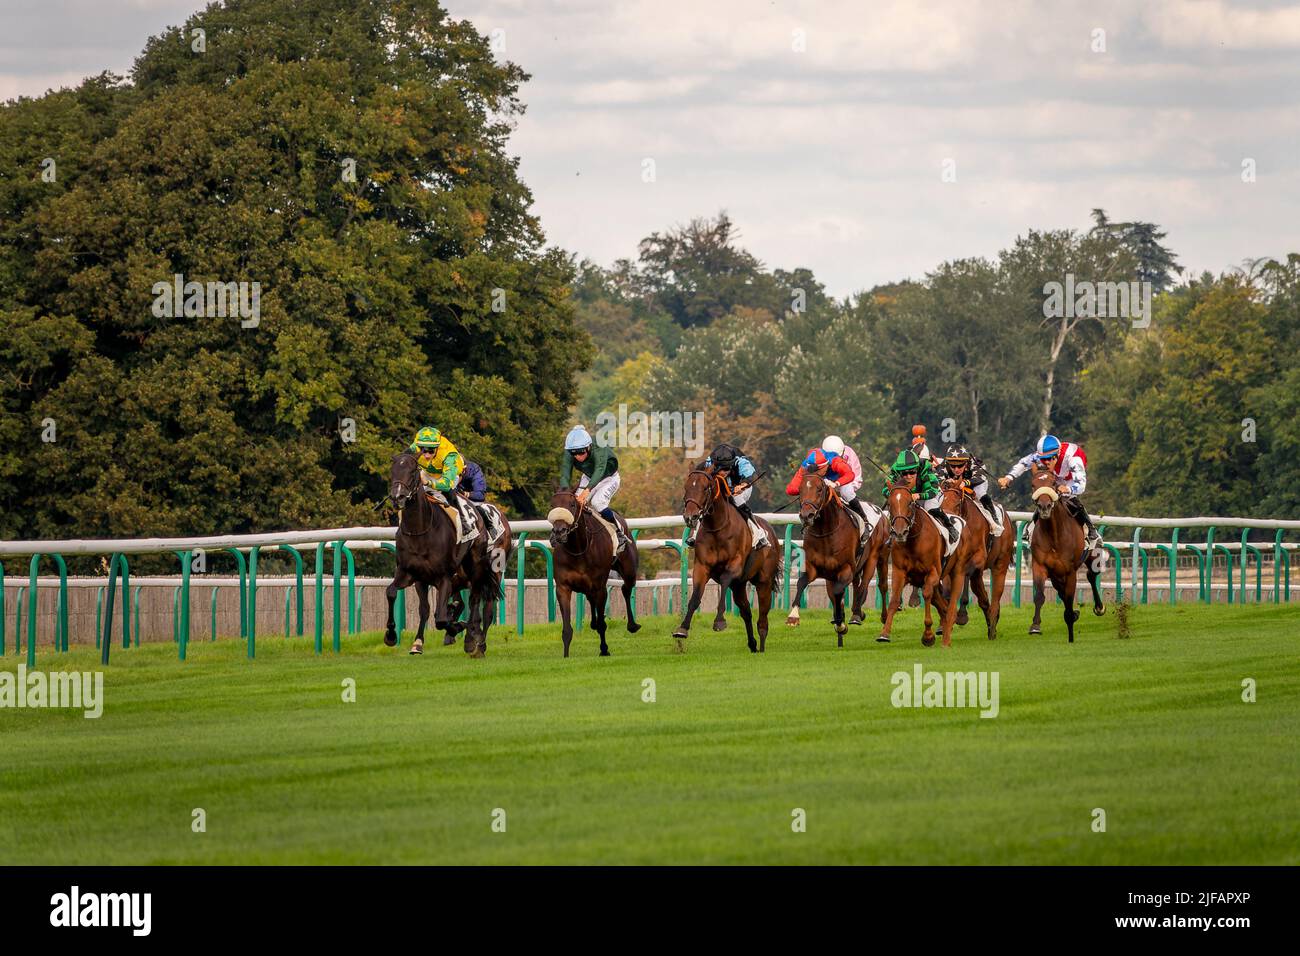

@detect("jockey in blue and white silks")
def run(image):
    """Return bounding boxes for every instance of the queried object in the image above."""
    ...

[999,434,1100,554]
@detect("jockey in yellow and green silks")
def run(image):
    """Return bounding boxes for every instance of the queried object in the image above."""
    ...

[409,426,478,540]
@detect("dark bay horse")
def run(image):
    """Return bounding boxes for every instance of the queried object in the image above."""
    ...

[1028,463,1105,642]
[385,453,505,657]
[547,488,640,657]
[944,483,1015,640]
[935,479,1012,643]
[877,481,949,646]
[673,468,781,652]
[784,474,865,647]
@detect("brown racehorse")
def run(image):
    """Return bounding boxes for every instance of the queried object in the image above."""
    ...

[784,474,867,647]
[1027,463,1105,642]
[935,479,1012,642]
[385,453,506,658]
[547,488,641,657]
[673,469,782,652]
[877,481,950,646]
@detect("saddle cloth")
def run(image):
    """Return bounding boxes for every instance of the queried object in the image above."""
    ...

[924,510,965,557]
[972,498,1005,536]
[747,518,769,548]
[427,492,479,544]
[476,502,505,545]
[594,512,624,554]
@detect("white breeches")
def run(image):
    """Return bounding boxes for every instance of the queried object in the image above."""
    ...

[579,472,621,512]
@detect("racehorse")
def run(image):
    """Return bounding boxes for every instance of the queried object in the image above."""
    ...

[936,479,1013,642]
[1027,462,1105,642]
[385,453,509,657]
[674,468,782,652]
[784,473,866,647]
[877,480,950,646]
[547,488,641,657]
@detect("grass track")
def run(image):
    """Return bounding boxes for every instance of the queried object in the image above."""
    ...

[1,602,1297,864]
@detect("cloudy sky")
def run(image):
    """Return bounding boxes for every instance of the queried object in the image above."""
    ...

[4,0,1298,297]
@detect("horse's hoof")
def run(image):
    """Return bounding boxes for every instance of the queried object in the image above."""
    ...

[876,634,891,643]
[599,649,610,657]
[408,641,424,656]
[1094,605,1105,616]
[627,622,642,633]
[469,646,485,659]
[671,628,688,639]
[1028,625,1041,635]
[383,632,397,647]
[836,625,848,637]
[921,634,935,647]
[785,617,800,627]
[849,615,864,626]
[442,634,456,646]
[712,620,728,632]
[955,610,969,626]
[748,642,758,653]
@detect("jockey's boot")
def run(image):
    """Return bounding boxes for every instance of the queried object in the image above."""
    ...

[847,497,869,521]
[929,506,958,544]
[738,502,768,547]
[980,493,996,516]
[601,507,630,554]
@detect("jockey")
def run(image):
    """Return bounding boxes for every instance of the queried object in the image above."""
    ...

[938,444,999,526]
[786,447,859,516]
[882,448,958,543]
[409,426,478,542]
[560,425,630,553]
[998,434,1099,549]
[457,459,487,503]
[820,435,869,523]
[695,442,768,548]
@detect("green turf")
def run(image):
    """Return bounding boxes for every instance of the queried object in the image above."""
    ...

[0,601,1297,864]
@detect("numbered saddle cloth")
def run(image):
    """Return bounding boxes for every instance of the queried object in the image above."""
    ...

[924,510,965,557]
[972,498,1005,536]
[476,503,505,545]
[427,492,479,544]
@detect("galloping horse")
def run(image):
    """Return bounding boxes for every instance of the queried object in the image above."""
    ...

[385,453,508,657]
[1027,462,1105,642]
[674,468,782,652]
[547,488,641,657]
[784,474,867,647]
[936,479,1013,642]
[877,481,950,646]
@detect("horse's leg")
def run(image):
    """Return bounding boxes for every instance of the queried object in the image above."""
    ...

[672,562,712,640]
[1029,560,1047,635]
[410,581,430,655]
[955,575,971,626]
[1061,573,1079,644]
[730,579,757,653]
[755,578,774,653]
[830,574,849,647]
[937,560,965,648]
[877,546,890,625]
[969,568,994,640]
[592,588,610,657]
[384,567,412,647]
[1087,566,1106,616]
[987,555,1009,640]
[921,569,940,647]
[878,562,905,642]
[618,552,641,633]
[557,582,574,658]
[849,551,868,626]
[463,581,485,658]
[785,569,811,626]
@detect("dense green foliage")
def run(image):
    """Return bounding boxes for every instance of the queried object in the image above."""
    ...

[2,604,1296,864]
[0,0,587,542]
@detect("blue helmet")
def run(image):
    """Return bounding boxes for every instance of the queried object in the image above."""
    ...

[1036,434,1061,459]
[564,425,593,452]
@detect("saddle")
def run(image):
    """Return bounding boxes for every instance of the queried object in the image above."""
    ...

[426,491,479,544]
[592,510,625,554]
[924,509,964,557]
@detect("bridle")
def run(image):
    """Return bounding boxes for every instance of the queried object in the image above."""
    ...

[682,470,727,536]
[1030,463,1061,519]
[887,482,917,542]
[799,474,842,539]
[391,456,432,537]
[549,491,592,555]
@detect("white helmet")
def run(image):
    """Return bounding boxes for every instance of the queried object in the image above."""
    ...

[822,435,845,456]
[564,425,593,451]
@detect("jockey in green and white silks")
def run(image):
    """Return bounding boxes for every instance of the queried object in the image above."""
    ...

[559,425,630,553]
[999,434,1101,558]
[883,448,958,543]
[410,426,478,542]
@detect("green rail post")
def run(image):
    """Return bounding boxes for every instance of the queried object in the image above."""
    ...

[25,554,41,667]
[515,532,530,636]
[1169,528,1180,605]
[659,540,688,616]
[781,524,794,609]
[174,550,192,661]
[1210,537,1234,604]
[285,588,293,638]
[576,592,584,632]
[1274,531,1287,604]
[332,540,344,653]
[526,541,555,622]
[1012,521,1025,607]
[247,545,260,658]
[1103,543,1122,601]
[1204,526,1217,603]
[94,586,103,649]
[99,554,118,666]
[211,586,220,640]
[1129,528,1142,604]
[132,585,141,647]
[379,542,404,647]
[224,548,248,639]
[1239,529,1262,604]
[341,544,356,635]
[1153,544,1174,604]
[15,586,25,655]
[278,544,305,635]
[313,542,325,654]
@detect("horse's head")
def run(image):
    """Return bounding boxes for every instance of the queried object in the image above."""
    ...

[390,453,422,510]
[886,481,915,542]
[547,488,582,545]
[681,469,718,534]
[1030,461,1059,519]
[939,478,967,515]
[798,474,830,525]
